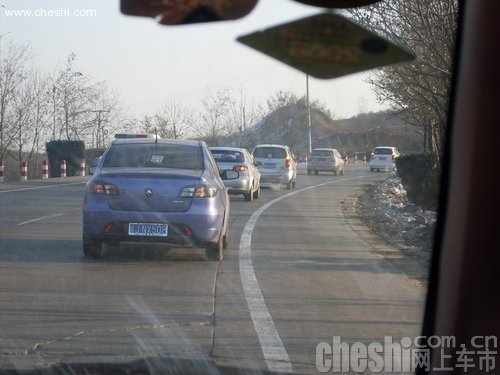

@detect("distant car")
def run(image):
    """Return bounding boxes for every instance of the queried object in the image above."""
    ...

[210,147,261,201]
[307,148,345,176]
[369,146,400,171]
[352,152,367,162]
[252,144,297,190]
[82,136,239,261]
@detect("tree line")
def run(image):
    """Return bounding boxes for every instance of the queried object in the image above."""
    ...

[0,0,457,177]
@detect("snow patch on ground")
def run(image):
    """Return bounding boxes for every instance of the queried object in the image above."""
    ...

[357,174,437,278]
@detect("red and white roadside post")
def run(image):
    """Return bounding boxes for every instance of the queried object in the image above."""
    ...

[42,160,49,180]
[0,160,4,183]
[21,161,28,181]
[60,160,67,178]
[80,159,86,177]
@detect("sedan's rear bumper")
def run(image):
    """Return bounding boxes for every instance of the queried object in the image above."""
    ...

[370,160,396,170]
[224,177,251,195]
[259,170,293,184]
[83,198,225,245]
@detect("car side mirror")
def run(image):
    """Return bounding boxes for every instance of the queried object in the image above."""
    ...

[220,170,239,180]
[89,167,96,175]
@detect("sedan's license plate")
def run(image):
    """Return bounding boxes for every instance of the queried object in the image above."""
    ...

[128,223,168,237]
[263,163,276,169]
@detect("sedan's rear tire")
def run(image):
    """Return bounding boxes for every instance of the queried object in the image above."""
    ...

[206,234,223,261]
[83,236,102,258]
[286,180,293,190]
[244,188,254,201]
[253,184,261,199]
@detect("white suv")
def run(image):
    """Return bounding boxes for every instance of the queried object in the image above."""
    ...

[369,146,400,171]
[252,144,297,190]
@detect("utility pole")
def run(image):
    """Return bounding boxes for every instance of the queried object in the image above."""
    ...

[306,74,312,154]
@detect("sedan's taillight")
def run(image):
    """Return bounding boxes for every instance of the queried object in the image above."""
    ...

[232,165,248,172]
[93,183,120,196]
[180,185,218,198]
[285,156,292,169]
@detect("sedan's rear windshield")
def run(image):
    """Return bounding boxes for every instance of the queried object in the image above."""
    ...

[311,150,334,157]
[103,143,203,170]
[373,148,394,155]
[253,147,286,159]
[212,150,245,163]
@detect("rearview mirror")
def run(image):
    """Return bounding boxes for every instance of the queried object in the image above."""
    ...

[220,169,239,180]
[121,0,258,26]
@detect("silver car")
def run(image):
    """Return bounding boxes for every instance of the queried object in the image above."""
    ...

[252,144,297,190]
[210,147,261,201]
[307,148,345,176]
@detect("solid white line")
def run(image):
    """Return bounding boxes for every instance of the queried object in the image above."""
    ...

[17,213,66,226]
[0,181,86,194]
[239,175,369,373]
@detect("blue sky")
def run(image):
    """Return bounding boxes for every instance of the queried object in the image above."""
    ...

[0,0,387,120]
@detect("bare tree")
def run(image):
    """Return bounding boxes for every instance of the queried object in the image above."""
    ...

[199,90,234,146]
[349,0,459,159]
[0,41,31,160]
[228,89,262,148]
[266,90,298,113]
[11,70,51,177]
[52,53,97,141]
[143,100,194,139]
[85,83,130,148]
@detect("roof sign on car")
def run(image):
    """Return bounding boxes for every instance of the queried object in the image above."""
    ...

[114,134,152,139]
[237,13,415,79]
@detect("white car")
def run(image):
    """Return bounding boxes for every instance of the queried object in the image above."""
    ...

[307,148,345,176]
[210,147,261,201]
[369,146,400,172]
[252,144,297,190]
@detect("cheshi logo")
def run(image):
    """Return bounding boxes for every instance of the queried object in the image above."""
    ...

[316,336,497,373]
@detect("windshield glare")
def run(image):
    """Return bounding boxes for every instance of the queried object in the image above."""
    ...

[0,0,458,373]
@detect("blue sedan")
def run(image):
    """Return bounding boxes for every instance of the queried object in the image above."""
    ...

[82,136,238,260]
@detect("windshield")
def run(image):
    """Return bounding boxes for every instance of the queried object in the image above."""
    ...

[0,0,460,374]
[310,149,334,157]
[373,147,394,155]
[253,147,287,159]
[211,149,245,163]
[103,143,203,170]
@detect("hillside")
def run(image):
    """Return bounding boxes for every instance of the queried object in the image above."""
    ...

[223,102,422,158]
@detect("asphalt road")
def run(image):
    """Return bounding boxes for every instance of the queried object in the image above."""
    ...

[0,164,426,374]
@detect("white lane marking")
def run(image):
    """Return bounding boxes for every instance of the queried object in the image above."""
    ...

[17,213,66,226]
[239,175,369,373]
[0,181,86,194]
